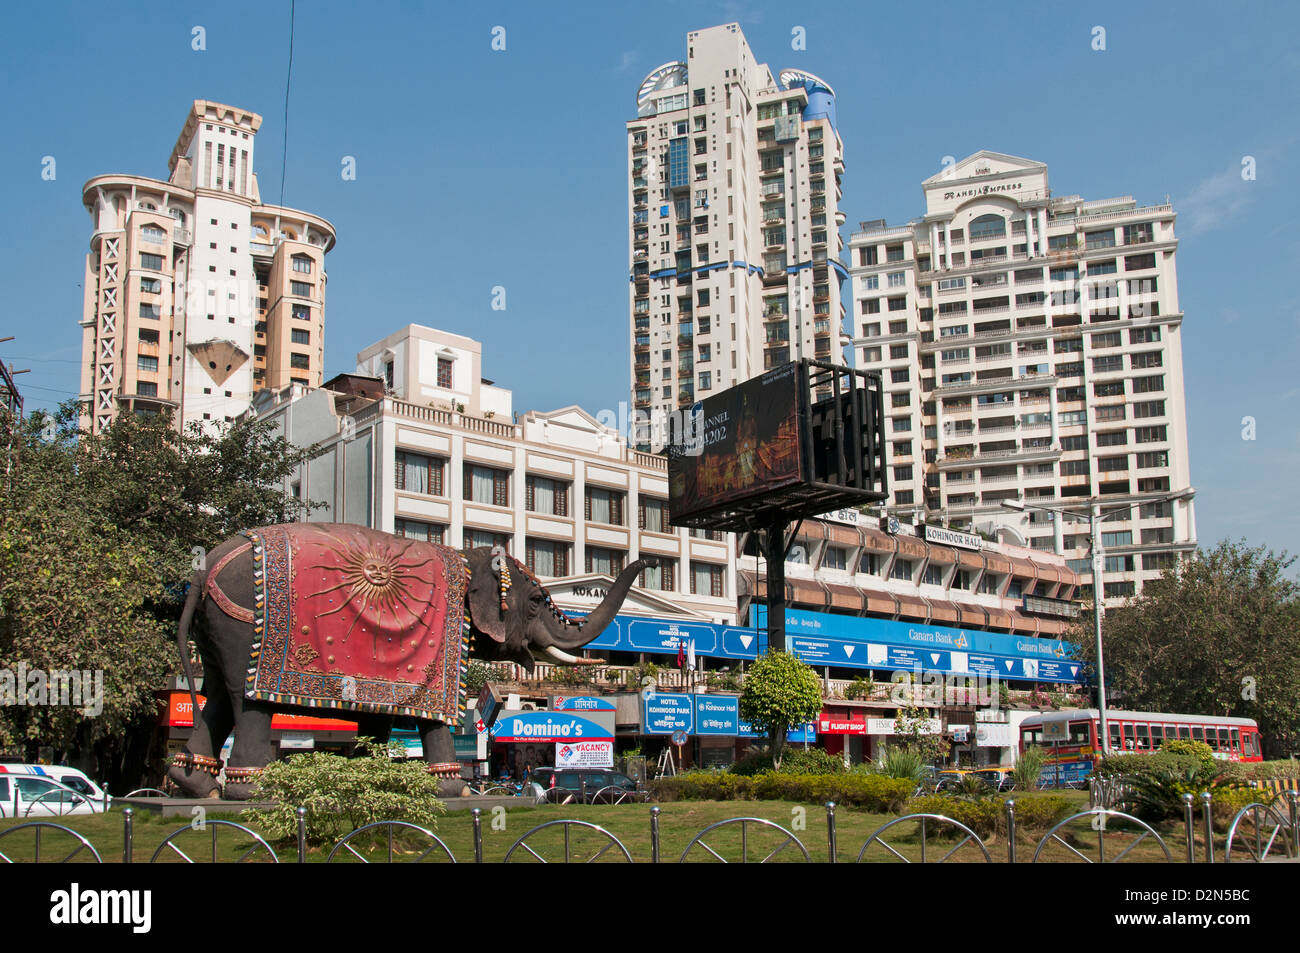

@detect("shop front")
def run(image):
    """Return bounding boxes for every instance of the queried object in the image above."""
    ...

[487,706,617,781]
[158,690,358,761]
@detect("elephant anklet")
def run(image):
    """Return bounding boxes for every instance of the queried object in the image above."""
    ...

[171,751,224,777]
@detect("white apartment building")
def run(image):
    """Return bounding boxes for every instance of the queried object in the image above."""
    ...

[251,324,738,626]
[847,152,1195,604]
[627,23,847,446]
[79,100,336,433]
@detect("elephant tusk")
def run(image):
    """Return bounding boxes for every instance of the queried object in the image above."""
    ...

[542,645,604,666]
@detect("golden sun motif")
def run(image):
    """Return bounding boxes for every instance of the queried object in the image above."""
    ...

[304,530,439,652]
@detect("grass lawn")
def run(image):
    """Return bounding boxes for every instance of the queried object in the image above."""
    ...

[0,792,1274,863]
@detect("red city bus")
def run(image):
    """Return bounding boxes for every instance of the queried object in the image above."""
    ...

[1018,709,1262,786]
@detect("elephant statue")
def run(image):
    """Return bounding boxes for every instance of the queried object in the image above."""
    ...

[166,522,644,800]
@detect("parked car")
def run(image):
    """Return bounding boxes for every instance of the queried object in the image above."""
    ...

[0,764,109,809]
[968,767,1016,792]
[526,768,640,803]
[0,773,103,817]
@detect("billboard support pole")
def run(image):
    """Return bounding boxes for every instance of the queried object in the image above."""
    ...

[764,515,790,653]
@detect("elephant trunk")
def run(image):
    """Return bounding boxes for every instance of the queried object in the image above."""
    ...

[546,559,646,651]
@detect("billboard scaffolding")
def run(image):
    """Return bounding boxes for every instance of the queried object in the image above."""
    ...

[667,360,888,650]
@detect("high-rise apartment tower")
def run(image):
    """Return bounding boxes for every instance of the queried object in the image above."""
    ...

[79,100,336,432]
[847,151,1195,604]
[627,24,847,446]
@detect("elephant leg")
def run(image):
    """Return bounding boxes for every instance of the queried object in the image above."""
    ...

[353,713,394,750]
[421,720,469,798]
[222,700,274,801]
[166,684,233,799]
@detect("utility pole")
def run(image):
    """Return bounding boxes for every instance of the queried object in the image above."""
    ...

[1,337,28,493]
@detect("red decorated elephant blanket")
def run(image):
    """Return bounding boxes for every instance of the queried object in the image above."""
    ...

[241,523,469,723]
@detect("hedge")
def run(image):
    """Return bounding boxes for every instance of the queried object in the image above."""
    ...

[649,771,913,812]
[903,793,1076,838]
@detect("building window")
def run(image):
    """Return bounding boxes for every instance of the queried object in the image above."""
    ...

[137,382,158,397]
[526,476,569,516]
[140,277,162,294]
[140,253,164,271]
[395,519,445,544]
[465,529,509,551]
[137,355,158,372]
[290,281,313,297]
[292,305,311,321]
[585,486,626,525]
[436,357,453,389]
[465,464,510,507]
[691,562,724,598]
[292,255,312,274]
[395,451,445,495]
[291,328,310,345]
[585,547,625,575]
[891,559,914,581]
[139,302,161,319]
[639,497,670,533]
[526,539,570,577]
[640,559,675,591]
[290,352,310,370]
[923,565,943,586]
[822,546,848,571]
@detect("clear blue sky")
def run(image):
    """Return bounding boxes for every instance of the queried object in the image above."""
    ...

[2,0,1298,562]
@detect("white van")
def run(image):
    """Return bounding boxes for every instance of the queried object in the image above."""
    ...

[0,765,108,817]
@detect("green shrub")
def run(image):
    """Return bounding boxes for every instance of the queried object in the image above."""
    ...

[1122,763,1238,823]
[778,747,846,775]
[462,659,498,698]
[1095,751,1208,781]
[729,747,777,776]
[1012,746,1047,791]
[872,746,927,783]
[1210,786,1262,830]
[843,676,875,700]
[1246,759,1300,780]
[904,792,1075,838]
[904,794,1002,837]
[703,670,742,692]
[1158,738,1216,768]
[650,771,913,812]
[245,739,445,845]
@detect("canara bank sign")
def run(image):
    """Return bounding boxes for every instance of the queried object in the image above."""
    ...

[943,181,1025,201]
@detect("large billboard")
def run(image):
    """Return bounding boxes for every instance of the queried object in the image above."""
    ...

[668,362,803,524]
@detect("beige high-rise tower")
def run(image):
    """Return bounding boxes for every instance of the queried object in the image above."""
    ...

[626,24,847,447]
[847,151,1196,605]
[79,100,337,433]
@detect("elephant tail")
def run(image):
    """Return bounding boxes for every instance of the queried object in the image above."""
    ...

[177,571,205,736]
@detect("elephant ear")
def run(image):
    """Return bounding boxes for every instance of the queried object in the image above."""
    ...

[465,549,508,646]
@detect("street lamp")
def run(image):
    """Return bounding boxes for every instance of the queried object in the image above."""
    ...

[1000,489,1194,757]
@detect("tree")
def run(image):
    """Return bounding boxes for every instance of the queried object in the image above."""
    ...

[0,402,322,787]
[890,702,951,766]
[1069,540,1300,758]
[738,651,823,768]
